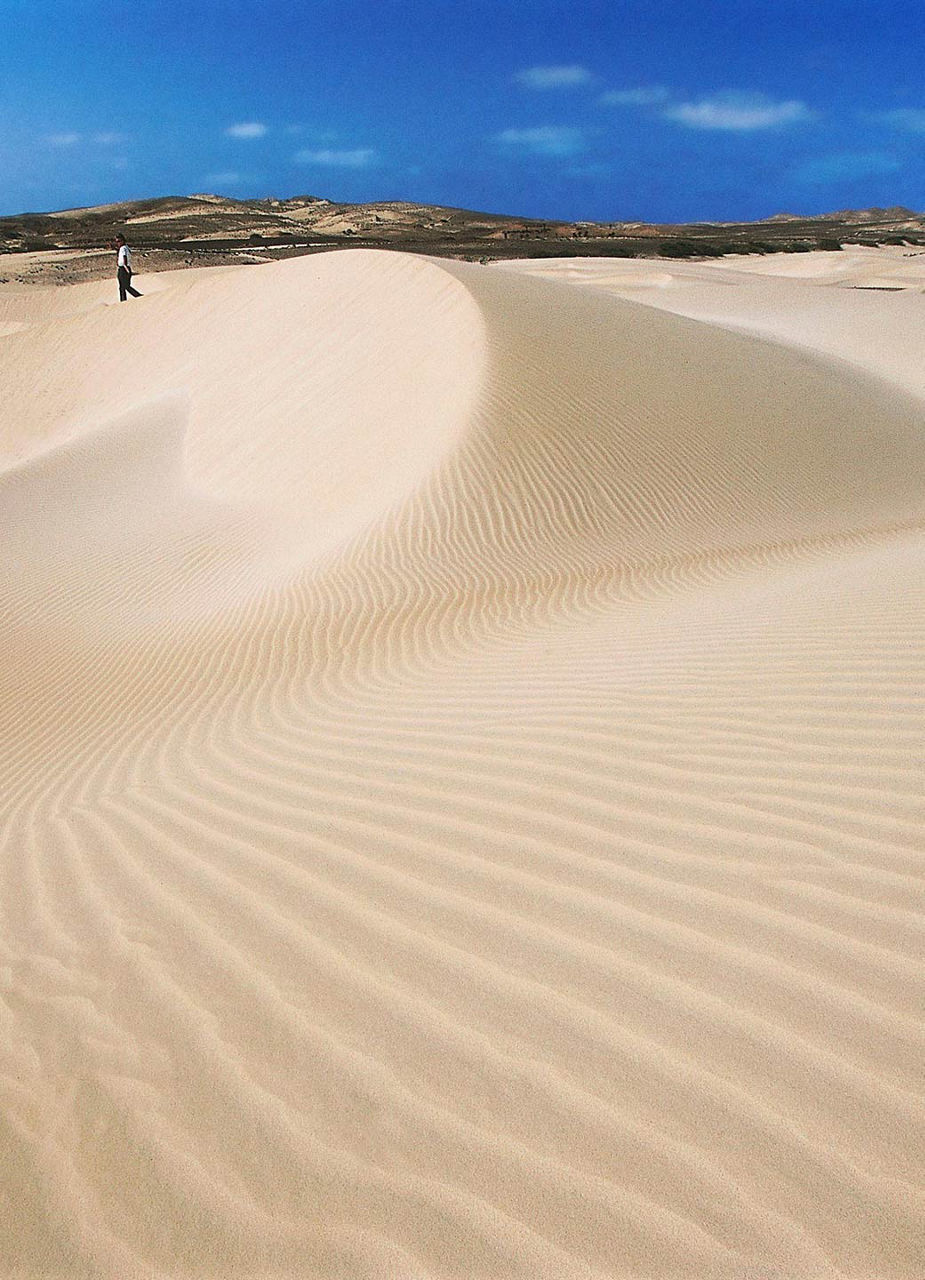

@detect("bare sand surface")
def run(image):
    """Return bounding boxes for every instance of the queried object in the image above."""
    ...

[1,247,923,1278]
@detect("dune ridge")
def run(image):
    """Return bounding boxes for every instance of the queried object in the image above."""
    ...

[1,249,923,1278]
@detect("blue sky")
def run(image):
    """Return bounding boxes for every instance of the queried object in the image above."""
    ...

[1,0,922,222]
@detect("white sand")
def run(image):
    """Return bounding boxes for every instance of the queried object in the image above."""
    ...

[1,247,923,1278]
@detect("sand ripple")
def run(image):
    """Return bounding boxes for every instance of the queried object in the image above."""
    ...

[1,250,923,1278]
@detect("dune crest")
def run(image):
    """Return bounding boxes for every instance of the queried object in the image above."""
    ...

[1,249,923,1279]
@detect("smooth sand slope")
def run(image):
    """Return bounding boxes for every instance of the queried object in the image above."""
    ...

[499,244,925,397]
[0,249,923,1279]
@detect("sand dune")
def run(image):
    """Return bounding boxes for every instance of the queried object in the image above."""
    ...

[499,245,925,397]
[1,248,923,1279]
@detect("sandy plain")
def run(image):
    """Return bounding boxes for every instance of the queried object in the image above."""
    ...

[0,245,923,1278]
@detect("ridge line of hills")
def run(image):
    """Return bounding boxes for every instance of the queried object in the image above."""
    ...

[2,193,924,285]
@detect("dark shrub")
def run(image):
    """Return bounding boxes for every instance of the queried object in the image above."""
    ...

[658,239,704,258]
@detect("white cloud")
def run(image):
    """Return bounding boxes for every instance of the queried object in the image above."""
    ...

[793,151,900,185]
[663,92,814,131]
[514,65,593,90]
[226,121,268,139]
[870,108,925,133]
[495,126,585,156]
[294,147,377,167]
[600,86,670,107]
[44,131,127,148]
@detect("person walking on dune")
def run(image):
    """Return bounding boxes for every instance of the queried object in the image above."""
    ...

[114,234,142,301]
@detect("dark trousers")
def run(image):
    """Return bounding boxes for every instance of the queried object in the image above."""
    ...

[118,266,141,301]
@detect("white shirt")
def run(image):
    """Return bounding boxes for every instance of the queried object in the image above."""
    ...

[117,244,131,269]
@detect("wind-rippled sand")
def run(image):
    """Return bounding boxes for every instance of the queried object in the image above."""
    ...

[1,248,923,1278]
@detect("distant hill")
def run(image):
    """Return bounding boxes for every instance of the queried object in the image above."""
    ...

[2,193,923,285]
[762,206,921,226]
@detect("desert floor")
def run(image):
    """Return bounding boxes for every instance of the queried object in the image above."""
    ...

[1,246,923,1278]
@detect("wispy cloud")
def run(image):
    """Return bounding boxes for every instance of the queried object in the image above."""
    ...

[294,147,377,167]
[225,121,268,140]
[600,86,670,107]
[663,92,814,131]
[869,108,925,133]
[495,126,585,156]
[44,131,127,148]
[514,65,593,90]
[792,151,900,185]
